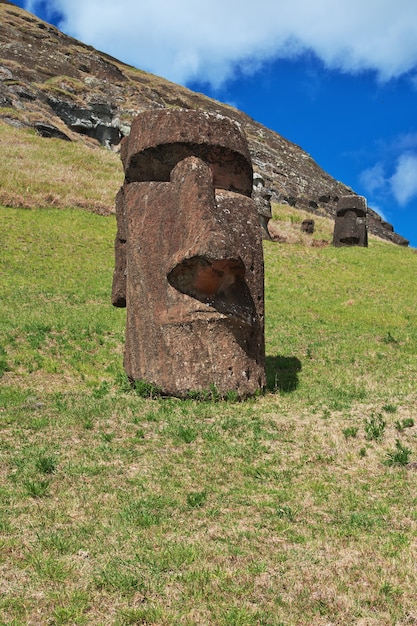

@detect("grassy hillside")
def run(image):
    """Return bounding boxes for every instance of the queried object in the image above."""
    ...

[1,200,417,625]
[0,121,121,213]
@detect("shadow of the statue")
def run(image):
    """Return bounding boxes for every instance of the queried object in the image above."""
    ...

[265,355,302,393]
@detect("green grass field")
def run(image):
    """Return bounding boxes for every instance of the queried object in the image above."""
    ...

[1,201,417,625]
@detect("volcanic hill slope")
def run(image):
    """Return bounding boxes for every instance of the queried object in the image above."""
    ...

[0,0,408,245]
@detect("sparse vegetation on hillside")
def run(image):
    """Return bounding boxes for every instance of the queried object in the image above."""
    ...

[1,202,417,625]
[0,120,121,213]
[269,202,334,244]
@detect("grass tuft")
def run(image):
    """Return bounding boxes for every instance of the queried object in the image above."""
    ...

[385,439,412,466]
[364,412,386,441]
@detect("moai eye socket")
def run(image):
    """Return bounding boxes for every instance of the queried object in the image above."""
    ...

[124,144,253,196]
[121,110,254,196]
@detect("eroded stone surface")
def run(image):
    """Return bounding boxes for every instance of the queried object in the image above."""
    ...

[112,109,265,398]
[301,219,315,234]
[252,172,272,239]
[333,195,368,247]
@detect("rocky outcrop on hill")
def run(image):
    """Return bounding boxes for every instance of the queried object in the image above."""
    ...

[0,0,409,245]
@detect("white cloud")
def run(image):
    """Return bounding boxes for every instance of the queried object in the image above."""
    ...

[24,0,417,87]
[360,163,387,195]
[360,153,417,207]
[392,132,417,153]
[390,153,417,205]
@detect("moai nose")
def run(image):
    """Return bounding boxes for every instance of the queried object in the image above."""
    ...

[171,154,217,215]
[166,155,257,326]
[167,155,246,298]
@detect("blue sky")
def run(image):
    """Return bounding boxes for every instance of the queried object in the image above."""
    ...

[14,0,417,247]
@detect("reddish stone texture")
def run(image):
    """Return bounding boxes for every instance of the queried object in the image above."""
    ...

[333,195,368,247]
[112,109,265,398]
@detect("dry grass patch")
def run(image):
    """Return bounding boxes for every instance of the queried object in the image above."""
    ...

[0,120,121,213]
[268,202,334,245]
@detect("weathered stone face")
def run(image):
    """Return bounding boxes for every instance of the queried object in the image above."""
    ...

[333,195,368,247]
[301,219,315,234]
[112,109,265,398]
[252,173,272,240]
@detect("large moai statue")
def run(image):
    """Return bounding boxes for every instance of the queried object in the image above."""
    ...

[333,195,368,247]
[112,109,266,398]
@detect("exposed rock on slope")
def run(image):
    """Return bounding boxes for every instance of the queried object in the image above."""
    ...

[0,0,408,245]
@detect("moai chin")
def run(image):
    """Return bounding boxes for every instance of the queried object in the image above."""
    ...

[333,195,368,247]
[112,109,266,398]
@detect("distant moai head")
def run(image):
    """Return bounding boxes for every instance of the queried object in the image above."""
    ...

[333,195,368,247]
[112,109,265,398]
[252,172,273,239]
[301,219,315,234]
